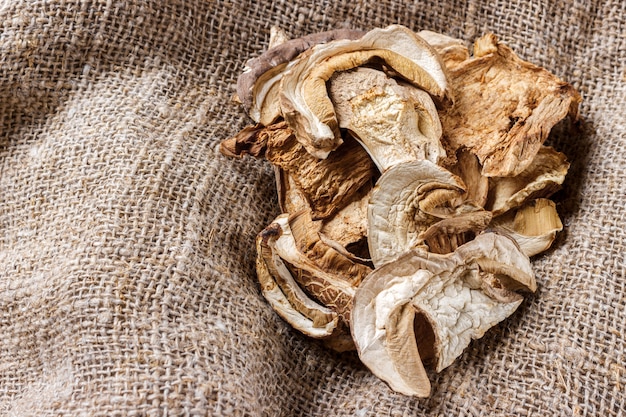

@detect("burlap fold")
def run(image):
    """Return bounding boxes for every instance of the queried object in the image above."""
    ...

[1,0,624,415]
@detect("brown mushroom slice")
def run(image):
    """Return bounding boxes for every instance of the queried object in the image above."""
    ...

[439,33,581,177]
[329,67,445,172]
[486,146,569,216]
[318,181,372,258]
[237,29,366,125]
[351,232,533,396]
[265,122,376,219]
[257,219,339,338]
[490,198,564,257]
[280,24,450,159]
[367,160,467,267]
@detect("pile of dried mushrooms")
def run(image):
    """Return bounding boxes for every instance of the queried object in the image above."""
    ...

[222,25,581,397]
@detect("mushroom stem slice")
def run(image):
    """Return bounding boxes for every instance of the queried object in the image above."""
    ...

[367,160,466,267]
[490,198,564,257]
[280,25,450,159]
[351,232,532,396]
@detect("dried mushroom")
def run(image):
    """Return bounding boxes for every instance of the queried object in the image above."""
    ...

[280,24,451,159]
[329,67,445,171]
[438,33,581,177]
[237,28,365,125]
[486,146,569,215]
[351,232,534,396]
[223,25,580,398]
[490,198,564,257]
[367,159,478,267]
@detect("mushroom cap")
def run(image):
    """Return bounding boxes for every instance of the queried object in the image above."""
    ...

[280,24,451,159]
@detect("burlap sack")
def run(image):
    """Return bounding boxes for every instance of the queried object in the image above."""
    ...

[1,0,624,415]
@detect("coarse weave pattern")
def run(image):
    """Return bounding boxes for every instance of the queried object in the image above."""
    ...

[0,0,624,416]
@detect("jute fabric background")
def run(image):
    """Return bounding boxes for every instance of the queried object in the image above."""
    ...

[0,0,624,415]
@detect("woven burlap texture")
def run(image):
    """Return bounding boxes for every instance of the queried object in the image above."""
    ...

[0,0,624,415]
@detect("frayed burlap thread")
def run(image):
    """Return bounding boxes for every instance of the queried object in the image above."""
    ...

[0,0,624,416]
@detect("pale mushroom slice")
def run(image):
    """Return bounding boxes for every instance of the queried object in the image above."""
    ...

[280,24,451,159]
[351,232,534,397]
[367,160,469,267]
[486,146,569,216]
[416,30,470,71]
[237,28,365,125]
[264,213,371,323]
[329,67,445,172]
[490,198,564,257]
[257,219,339,338]
[439,33,581,177]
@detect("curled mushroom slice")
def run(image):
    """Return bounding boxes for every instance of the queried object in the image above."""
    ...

[329,67,445,171]
[486,146,569,216]
[367,160,467,267]
[490,198,564,257]
[237,29,365,125]
[351,232,534,397]
[280,24,450,159]
[257,219,339,338]
[439,33,581,177]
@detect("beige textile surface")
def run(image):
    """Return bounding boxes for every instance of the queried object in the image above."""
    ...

[0,0,624,415]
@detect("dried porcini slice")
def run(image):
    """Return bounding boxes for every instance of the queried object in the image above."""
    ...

[329,67,445,172]
[237,28,366,125]
[280,24,450,159]
[223,25,580,398]
[351,232,534,396]
[439,33,581,177]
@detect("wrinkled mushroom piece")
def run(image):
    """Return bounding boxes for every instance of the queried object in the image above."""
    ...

[367,160,470,267]
[280,24,451,159]
[351,232,534,397]
[486,146,569,216]
[439,33,581,177]
[237,28,366,125]
[490,198,564,257]
[263,122,376,219]
[329,67,445,172]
